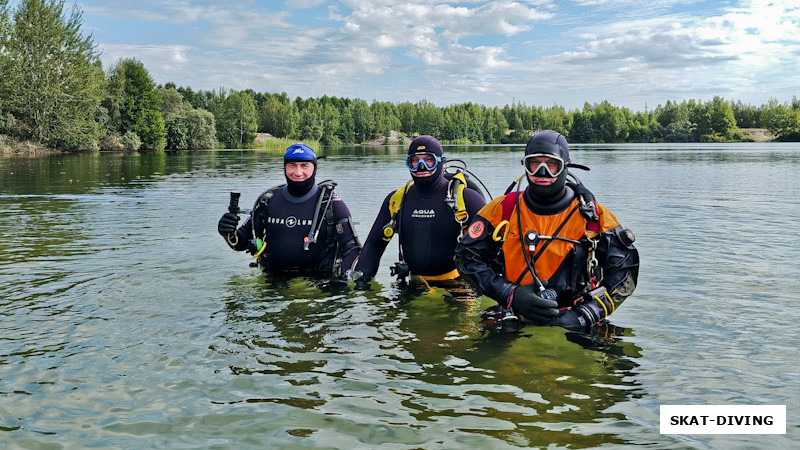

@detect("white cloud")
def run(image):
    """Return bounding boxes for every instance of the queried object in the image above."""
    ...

[515,0,800,108]
[98,43,195,75]
[80,0,207,25]
[76,1,799,108]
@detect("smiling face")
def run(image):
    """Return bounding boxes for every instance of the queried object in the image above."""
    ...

[285,161,315,182]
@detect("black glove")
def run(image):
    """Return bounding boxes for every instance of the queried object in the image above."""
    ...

[566,181,595,204]
[510,284,560,324]
[217,212,239,236]
[567,181,599,222]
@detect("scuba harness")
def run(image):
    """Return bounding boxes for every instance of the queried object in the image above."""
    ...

[382,160,491,283]
[229,180,339,269]
[481,169,609,331]
[497,170,606,297]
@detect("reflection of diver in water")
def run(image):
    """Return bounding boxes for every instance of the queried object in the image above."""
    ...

[386,277,646,448]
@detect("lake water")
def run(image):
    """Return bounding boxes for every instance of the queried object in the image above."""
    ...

[1,143,798,448]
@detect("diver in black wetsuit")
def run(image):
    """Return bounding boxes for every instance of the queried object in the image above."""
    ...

[351,135,486,287]
[217,143,361,278]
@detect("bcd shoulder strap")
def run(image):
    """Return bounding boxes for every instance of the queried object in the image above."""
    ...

[382,181,413,241]
[382,175,472,241]
[317,180,337,246]
[252,184,285,236]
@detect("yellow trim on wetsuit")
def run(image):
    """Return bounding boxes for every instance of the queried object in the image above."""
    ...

[418,268,460,282]
[451,172,468,223]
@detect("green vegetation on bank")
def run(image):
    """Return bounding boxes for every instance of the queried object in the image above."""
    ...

[1,0,799,154]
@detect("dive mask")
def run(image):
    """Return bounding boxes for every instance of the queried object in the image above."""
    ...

[522,153,565,178]
[407,152,443,173]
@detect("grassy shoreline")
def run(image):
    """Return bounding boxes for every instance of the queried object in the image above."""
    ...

[1,129,778,155]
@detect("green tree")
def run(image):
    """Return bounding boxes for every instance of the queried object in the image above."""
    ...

[320,103,340,145]
[761,101,800,141]
[298,105,323,142]
[104,58,166,149]
[628,112,657,143]
[160,87,190,115]
[655,100,689,128]
[176,85,202,109]
[730,100,760,128]
[690,96,737,141]
[0,0,105,150]
[185,108,216,149]
[415,99,441,137]
[157,86,216,149]
[592,101,629,142]
[0,0,10,115]
[135,109,166,150]
[259,94,295,138]
[337,107,355,144]
[215,90,257,148]
[164,112,189,150]
[570,107,595,143]
[484,107,508,144]
[542,105,571,136]
[352,99,372,142]
[397,102,416,134]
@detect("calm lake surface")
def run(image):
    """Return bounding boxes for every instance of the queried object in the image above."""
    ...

[1,143,798,448]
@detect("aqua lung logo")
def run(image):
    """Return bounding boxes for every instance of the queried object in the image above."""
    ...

[411,209,435,218]
[267,216,311,227]
[293,149,305,155]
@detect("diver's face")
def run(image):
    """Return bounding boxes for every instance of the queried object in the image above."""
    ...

[285,162,314,182]
[524,155,560,186]
[407,153,438,178]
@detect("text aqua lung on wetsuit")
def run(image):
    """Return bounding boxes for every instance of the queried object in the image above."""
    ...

[266,216,312,228]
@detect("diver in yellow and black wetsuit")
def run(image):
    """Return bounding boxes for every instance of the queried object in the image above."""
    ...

[350,136,486,289]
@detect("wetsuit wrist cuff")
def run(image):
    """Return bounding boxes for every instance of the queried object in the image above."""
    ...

[499,282,516,308]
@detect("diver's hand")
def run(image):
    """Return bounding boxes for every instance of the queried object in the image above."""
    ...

[510,284,560,324]
[346,270,370,290]
[217,212,239,236]
[567,181,595,204]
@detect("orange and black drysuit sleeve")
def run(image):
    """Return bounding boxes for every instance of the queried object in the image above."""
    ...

[454,213,516,304]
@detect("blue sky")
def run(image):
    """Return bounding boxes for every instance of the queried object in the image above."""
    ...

[17,0,800,110]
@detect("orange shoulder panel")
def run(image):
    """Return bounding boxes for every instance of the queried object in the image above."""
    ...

[476,195,506,227]
[595,203,620,232]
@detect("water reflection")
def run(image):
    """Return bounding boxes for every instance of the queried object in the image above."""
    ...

[4,145,798,447]
[214,273,645,447]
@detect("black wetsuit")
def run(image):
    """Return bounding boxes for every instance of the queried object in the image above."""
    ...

[355,176,485,280]
[229,184,360,277]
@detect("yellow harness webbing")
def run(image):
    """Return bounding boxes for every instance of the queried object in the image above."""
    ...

[418,268,460,282]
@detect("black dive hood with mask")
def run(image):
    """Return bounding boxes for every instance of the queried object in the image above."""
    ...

[407,135,445,190]
[284,143,318,197]
[523,130,570,205]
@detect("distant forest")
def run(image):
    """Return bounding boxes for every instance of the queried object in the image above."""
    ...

[2,0,799,152]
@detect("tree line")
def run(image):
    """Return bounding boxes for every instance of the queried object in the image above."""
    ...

[1,0,799,153]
